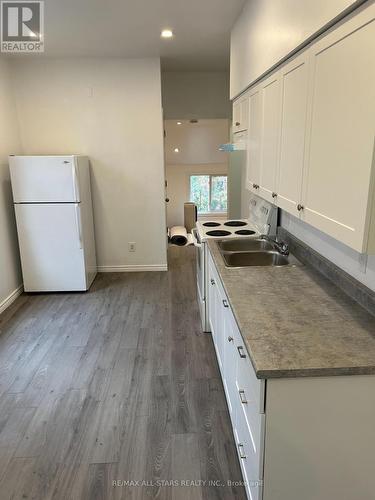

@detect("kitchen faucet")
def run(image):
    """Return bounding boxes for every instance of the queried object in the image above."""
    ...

[260,235,290,256]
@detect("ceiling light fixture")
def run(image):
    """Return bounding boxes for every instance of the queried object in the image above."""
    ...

[177,121,182,125]
[174,148,179,153]
[161,29,174,39]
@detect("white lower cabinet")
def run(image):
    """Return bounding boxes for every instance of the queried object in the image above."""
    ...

[235,407,265,500]
[208,252,265,500]
[222,310,240,424]
[208,254,225,371]
[207,249,375,500]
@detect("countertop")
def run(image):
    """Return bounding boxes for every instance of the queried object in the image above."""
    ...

[207,239,375,379]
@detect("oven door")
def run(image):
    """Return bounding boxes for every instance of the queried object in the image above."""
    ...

[192,229,206,330]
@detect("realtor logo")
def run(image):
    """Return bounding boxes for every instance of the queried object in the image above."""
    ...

[1,1,44,52]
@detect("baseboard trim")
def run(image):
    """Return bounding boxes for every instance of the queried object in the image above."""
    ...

[97,264,168,273]
[0,284,24,315]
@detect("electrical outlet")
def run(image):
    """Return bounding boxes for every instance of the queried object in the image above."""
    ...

[128,242,136,252]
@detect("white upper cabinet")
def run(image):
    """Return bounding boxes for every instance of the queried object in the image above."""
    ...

[246,85,262,192]
[301,7,375,252]
[233,96,249,133]
[258,73,282,204]
[240,3,375,253]
[276,53,310,216]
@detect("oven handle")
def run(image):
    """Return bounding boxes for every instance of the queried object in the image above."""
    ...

[192,228,202,248]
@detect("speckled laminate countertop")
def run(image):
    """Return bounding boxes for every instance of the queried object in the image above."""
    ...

[207,239,375,379]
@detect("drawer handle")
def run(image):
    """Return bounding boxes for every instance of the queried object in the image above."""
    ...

[235,121,240,126]
[238,444,247,460]
[227,336,234,343]
[210,278,215,285]
[239,390,248,404]
[272,192,277,198]
[297,204,304,211]
[222,299,229,308]
[237,346,246,358]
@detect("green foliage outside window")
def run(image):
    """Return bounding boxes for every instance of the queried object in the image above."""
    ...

[190,175,227,214]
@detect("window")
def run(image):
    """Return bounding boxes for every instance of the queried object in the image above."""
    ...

[190,175,227,214]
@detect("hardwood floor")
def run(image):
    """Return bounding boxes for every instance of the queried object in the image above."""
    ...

[0,246,246,500]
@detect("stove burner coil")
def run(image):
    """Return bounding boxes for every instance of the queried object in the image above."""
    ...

[206,230,232,237]
[203,222,221,227]
[224,221,247,227]
[235,229,256,235]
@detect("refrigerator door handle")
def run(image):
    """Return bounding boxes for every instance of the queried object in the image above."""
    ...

[74,203,83,249]
[72,161,80,202]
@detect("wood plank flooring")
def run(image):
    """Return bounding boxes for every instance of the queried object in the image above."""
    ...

[0,246,246,500]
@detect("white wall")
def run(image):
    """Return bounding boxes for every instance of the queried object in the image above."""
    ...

[166,163,228,227]
[11,57,167,271]
[165,119,228,227]
[281,211,375,292]
[0,58,23,312]
[230,0,362,97]
[165,119,229,164]
[162,71,231,119]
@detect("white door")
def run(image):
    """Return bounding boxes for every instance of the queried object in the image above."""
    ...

[259,73,282,203]
[15,203,86,292]
[276,53,310,216]
[246,86,262,193]
[10,156,80,203]
[302,8,375,252]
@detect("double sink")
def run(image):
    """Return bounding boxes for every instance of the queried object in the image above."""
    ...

[217,238,298,268]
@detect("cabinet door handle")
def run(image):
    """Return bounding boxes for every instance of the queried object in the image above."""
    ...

[235,121,240,126]
[210,279,215,285]
[272,192,277,198]
[297,204,304,211]
[239,390,248,404]
[227,336,234,342]
[237,346,246,358]
[222,299,229,308]
[253,184,259,189]
[238,444,247,460]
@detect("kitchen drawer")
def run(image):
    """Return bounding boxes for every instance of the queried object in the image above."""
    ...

[236,341,265,414]
[234,404,264,500]
[222,310,243,426]
[235,374,264,465]
[208,252,220,291]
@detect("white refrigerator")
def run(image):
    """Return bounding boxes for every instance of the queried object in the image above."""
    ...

[10,155,97,292]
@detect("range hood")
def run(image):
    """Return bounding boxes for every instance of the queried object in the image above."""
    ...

[219,132,247,152]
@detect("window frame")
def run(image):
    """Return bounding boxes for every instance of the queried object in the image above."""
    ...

[189,173,228,216]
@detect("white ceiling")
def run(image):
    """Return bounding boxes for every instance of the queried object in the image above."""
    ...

[14,0,246,70]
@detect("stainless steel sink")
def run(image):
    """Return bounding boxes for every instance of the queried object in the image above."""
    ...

[221,250,290,268]
[217,238,274,252]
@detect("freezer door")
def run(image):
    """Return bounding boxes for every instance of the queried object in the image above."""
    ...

[15,203,87,291]
[10,156,80,203]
